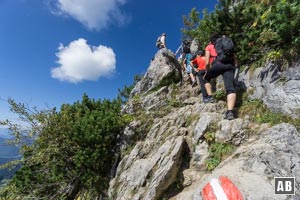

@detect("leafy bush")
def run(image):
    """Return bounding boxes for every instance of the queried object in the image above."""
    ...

[0,94,129,199]
[182,0,300,66]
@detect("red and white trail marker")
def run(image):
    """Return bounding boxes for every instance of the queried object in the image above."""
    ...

[202,176,244,200]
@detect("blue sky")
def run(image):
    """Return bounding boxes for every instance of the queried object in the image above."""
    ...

[0,0,218,121]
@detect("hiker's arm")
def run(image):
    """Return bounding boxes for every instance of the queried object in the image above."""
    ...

[205,50,210,67]
[190,59,199,72]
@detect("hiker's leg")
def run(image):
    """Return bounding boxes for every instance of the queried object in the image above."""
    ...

[204,82,213,96]
[198,71,208,98]
[227,93,236,110]
[186,65,195,82]
[190,73,195,82]
[222,65,236,110]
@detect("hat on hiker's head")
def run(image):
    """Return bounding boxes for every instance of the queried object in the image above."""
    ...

[197,50,204,56]
[162,32,166,36]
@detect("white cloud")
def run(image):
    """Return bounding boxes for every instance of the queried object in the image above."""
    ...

[50,0,130,31]
[51,38,116,83]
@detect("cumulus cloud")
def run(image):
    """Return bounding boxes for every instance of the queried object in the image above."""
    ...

[50,0,130,31]
[51,38,116,83]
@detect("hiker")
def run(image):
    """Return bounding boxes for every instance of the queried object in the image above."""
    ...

[175,39,192,73]
[184,52,197,87]
[203,34,236,120]
[205,34,218,69]
[156,33,167,49]
[190,50,210,102]
[175,39,191,56]
[198,34,218,104]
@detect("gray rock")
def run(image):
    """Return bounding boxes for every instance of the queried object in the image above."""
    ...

[239,61,300,118]
[192,123,300,200]
[193,112,222,143]
[192,142,209,170]
[130,49,181,97]
[109,133,186,200]
[215,117,249,145]
[110,52,300,200]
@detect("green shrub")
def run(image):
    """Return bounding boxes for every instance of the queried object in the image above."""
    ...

[182,0,300,66]
[206,142,233,171]
[0,94,129,199]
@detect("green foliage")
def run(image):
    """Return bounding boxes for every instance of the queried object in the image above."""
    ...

[167,97,182,108]
[204,132,215,145]
[151,71,181,92]
[118,74,142,104]
[203,123,218,145]
[0,94,129,199]
[185,114,200,127]
[182,0,300,65]
[202,122,233,171]
[131,113,154,142]
[239,98,300,130]
[206,142,233,171]
[213,90,227,101]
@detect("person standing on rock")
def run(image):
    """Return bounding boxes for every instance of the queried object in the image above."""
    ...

[156,33,167,49]
[196,34,219,104]
[203,34,237,120]
[184,52,197,87]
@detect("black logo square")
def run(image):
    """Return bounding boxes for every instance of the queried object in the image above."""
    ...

[274,177,295,195]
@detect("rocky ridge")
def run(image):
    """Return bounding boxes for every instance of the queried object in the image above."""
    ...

[108,49,300,200]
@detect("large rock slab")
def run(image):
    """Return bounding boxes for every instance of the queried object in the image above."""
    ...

[130,49,182,97]
[239,61,300,118]
[191,123,300,200]
[108,136,186,200]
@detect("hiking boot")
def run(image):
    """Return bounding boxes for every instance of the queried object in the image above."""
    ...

[225,110,235,120]
[208,96,215,102]
[203,96,215,103]
[192,80,197,87]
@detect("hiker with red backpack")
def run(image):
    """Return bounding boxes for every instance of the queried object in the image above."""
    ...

[203,34,237,120]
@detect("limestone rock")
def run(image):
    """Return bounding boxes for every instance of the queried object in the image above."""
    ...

[108,136,186,200]
[110,50,300,200]
[239,61,300,118]
[191,123,300,200]
[130,49,182,97]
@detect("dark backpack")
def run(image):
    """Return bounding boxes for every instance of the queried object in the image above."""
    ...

[214,37,234,63]
[182,40,191,53]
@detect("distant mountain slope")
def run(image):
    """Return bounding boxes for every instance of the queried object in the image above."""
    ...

[0,130,21,184]
[0,138,20,158]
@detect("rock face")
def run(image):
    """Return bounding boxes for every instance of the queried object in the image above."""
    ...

[239,60,300,118]
[108,51,300,200]
[130,49,182,97]
[191,123,300,200]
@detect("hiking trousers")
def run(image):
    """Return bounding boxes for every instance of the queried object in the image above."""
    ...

[204,61,236,94]
[197,70,208,98]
